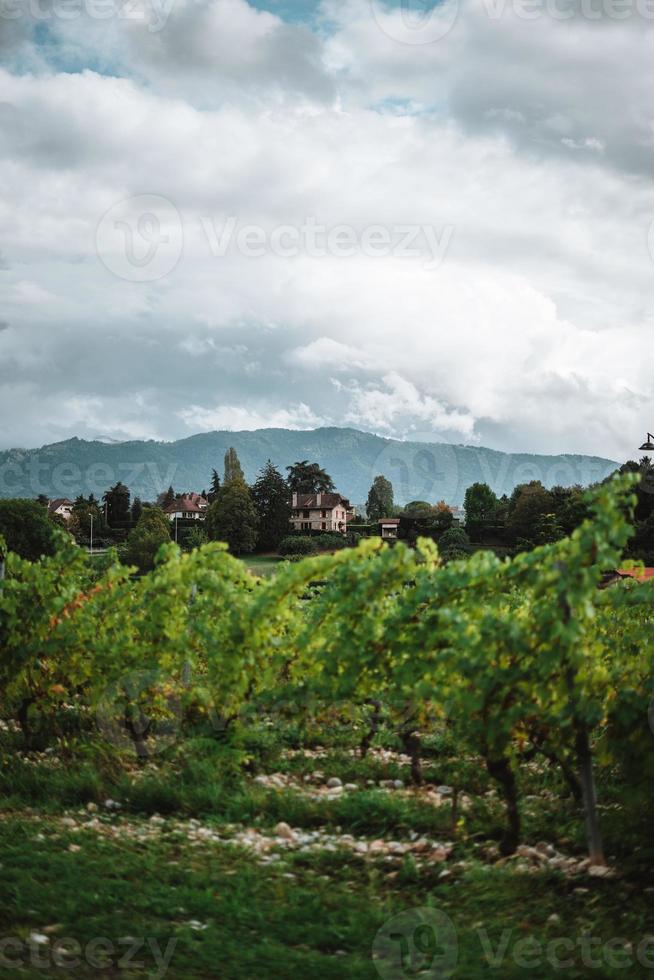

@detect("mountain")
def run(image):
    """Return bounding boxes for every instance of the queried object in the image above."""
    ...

[0,428,617,507]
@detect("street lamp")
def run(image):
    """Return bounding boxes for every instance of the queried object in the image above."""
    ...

[640,433,654,451]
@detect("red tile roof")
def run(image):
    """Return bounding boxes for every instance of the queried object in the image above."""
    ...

[293,493,350,509]
[618,567,654,582]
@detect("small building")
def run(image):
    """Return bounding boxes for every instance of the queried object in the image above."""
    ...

[379,518,400,540]
[164,494,207,521]
[48,498,74,521]
[290,492,351,534]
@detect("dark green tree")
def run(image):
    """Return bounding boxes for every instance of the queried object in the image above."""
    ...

[124,507,171,572]
[130,497,143,525]
[103,482,131,527]
[207,469,221,503]
[0,499,63,561]
[157,485,176,509]
[438,526,472,562]
[286,460,335,494]
[251,460,292,552]
[508,482,553,547]
[206,479,258,555]
[464,483,499,533]
[366,475,394,522]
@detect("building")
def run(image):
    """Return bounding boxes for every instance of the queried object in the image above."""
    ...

[379,518,400,540]
[164,493,208,521]
[48,498,74,521]
[290,492,352,534]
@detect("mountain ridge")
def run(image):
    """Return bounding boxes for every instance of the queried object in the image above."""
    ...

[0,427,618,507]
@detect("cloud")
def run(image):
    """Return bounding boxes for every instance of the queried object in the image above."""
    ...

[178,402,326,431]
[0,0,653,462]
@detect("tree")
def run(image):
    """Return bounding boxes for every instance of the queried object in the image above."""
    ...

[508,482,553,547]
[433,500,454,532]
[103,482,131,527]
[0,499,63,561]
[286,460,335,494]
[157,485,176,509]
[464,483,499,533]
[206,479,258,555]
[366,475,394,522]
[251,461,292,552]
[131,497,143,525]
[224,447,244,485]
[403,500,434,516]
[69,495,105,539]
[207,469,221,503]
[438,526,472,562]
[124,507,171,572]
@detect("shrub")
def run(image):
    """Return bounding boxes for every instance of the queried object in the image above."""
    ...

[279,535,317,557]
[314,533,347,551]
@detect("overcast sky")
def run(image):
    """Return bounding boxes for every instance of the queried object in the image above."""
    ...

[1,0,653,459]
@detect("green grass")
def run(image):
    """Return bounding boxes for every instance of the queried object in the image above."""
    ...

[2,719,654,978]
[242,555,283,577]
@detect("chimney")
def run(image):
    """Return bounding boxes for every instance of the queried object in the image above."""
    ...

[292,492,298,508]
[316,492,321,506]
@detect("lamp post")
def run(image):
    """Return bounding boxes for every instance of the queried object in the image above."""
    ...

[89,513,93,555]
[639,433,654,451]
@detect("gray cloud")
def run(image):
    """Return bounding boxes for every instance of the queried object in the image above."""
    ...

[0,0,653,461]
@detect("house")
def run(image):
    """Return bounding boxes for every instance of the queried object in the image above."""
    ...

[450,505,465,526]
[164,493,208,521]
[379,518,400,540]
[290,492,352,534]
[48,498,74,521]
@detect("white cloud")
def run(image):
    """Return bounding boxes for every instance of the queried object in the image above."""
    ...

[178,402,326,431]
[0,0,653,461]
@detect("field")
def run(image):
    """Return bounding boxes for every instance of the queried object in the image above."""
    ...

[1,718,654,979]
[1,473,654,978]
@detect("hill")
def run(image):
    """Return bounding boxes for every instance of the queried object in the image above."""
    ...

[0,428,617,507]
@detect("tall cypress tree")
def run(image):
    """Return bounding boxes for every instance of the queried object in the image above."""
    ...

[223,447,244,485]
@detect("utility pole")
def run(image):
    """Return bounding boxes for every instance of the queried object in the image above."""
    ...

[89,513,93,555]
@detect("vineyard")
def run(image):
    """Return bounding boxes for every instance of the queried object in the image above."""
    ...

[1,472,654,977]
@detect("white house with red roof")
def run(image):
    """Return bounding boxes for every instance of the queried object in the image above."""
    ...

[164,493,209,521]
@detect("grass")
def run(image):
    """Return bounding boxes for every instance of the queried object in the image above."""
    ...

[1,718,654,978]
[242,555,284,578]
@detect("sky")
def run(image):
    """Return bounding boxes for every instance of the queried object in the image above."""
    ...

[1,0,653,460]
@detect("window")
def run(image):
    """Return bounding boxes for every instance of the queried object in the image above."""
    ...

[322,522,326,530]
[322,509,327,518]
[303,509,310,518]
